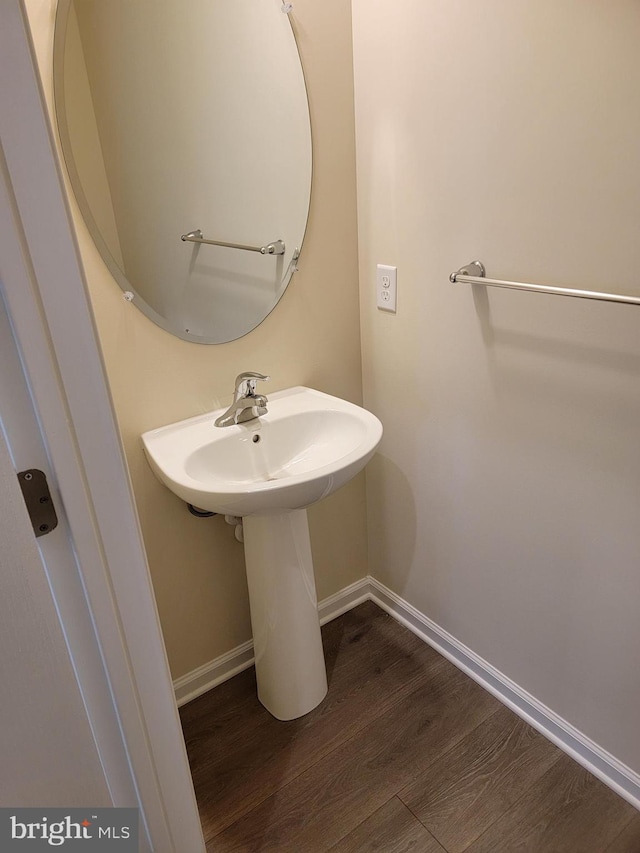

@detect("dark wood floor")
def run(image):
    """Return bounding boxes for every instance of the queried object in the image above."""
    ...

[179,601,640,852]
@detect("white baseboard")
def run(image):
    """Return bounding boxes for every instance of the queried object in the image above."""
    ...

[318,577,371,625]
[173,639,255,707]
[174,575,640,811]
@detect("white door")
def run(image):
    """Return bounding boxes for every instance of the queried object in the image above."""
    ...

[0,289,120,809]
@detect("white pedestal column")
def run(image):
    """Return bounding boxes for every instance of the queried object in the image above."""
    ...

[242,509,328,720]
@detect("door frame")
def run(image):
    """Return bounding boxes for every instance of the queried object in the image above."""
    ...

[0,3,205,850]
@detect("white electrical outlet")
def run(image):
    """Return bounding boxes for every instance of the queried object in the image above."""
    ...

[376,264,397,312]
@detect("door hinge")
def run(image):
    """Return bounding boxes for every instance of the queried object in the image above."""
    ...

[17,469,58,537]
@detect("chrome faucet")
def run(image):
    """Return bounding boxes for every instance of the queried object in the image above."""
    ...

[214,372,270,427]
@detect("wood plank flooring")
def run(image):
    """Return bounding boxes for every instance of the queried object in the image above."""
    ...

[179,601,640,852]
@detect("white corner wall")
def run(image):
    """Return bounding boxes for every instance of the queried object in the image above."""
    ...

[353,0,640,777]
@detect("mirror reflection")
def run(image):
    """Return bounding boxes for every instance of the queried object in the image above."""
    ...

[54,0,312,343]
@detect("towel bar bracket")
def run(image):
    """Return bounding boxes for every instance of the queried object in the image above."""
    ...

[450,260,485,282]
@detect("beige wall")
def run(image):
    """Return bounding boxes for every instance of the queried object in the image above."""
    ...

[353,0,640,774]
[26,0,366,680]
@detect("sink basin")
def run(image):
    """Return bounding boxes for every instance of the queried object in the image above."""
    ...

[141,385,382,721]
[141,386,383,516]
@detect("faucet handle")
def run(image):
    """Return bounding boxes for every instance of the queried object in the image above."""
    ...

[234,371,270,398]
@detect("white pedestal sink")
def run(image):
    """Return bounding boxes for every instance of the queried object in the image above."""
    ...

[141,386,382,720]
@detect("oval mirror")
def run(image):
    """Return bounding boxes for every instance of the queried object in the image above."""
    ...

[53,0,312,343]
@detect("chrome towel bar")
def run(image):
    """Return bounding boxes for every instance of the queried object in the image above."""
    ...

[181,230,286,255]
[450,260,640,306]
